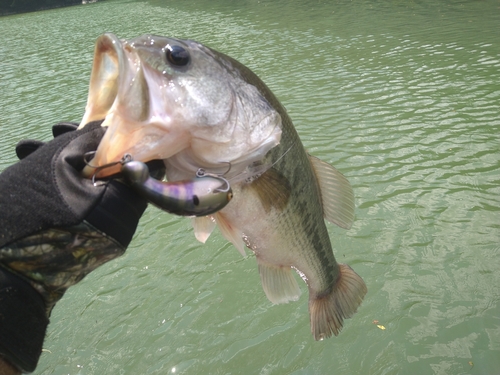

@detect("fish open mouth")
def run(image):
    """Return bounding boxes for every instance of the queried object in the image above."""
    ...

[79,33,190,178]
[79,33,132,178]
[79,33,123,127]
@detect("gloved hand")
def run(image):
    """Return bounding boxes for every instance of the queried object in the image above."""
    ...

[1,120,149,249]
[0,121,155,373]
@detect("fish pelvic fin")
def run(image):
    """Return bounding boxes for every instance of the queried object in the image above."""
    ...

[308,155,355,230]
[257,260,301,304]
[191,216,217,243]
[215,212,246,257]
[309,264,367,340]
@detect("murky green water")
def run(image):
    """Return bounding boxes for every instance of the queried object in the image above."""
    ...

[1,0,499,374]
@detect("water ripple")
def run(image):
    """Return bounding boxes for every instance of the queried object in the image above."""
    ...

[1,1,499,374]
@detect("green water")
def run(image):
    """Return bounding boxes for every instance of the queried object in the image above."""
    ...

[1,0,499,374]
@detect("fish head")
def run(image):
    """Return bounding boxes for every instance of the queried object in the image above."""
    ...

[80,33,282,178]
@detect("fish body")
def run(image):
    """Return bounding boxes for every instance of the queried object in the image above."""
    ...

[80,33,367,339]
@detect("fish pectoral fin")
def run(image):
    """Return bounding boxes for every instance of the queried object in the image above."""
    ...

[215,212,246,257]
[244,167,291,213]
[309,264,367,340]
[308,154,355,230]
[257,260,301,304]
[191,216,217,243]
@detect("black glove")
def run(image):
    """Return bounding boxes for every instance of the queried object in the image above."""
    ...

[14,121,82,160]
[0,121,150,373]
[0,120,148,249]
[0,266,48,374]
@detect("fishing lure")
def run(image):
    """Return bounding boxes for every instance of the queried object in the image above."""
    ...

[121,160,233,217]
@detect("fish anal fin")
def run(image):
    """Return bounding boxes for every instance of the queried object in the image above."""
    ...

[257,260,301,304]
[191,216,216,243]
[308,154,355,230]
[215,212,246,257]
[309,264,367,340]
[244,168,291,213]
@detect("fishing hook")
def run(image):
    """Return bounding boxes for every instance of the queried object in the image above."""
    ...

[196,168,231,193]
[84,152,133,186]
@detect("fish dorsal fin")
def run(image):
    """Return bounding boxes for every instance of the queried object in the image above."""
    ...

[215,212,246,257]
[191,216,217,243]
[257,259,301,304]
[308,154,355,230]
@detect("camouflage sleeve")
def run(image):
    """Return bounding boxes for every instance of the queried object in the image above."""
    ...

[0,221,126,316]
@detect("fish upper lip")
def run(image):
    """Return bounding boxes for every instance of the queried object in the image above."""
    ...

[81,33,151,126]
[79,33,124,127]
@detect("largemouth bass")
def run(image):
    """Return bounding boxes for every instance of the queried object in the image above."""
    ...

[80,33,367,340]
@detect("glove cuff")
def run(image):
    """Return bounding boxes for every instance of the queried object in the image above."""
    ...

[0,266,48,373]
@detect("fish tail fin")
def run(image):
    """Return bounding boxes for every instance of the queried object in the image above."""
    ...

[309,264,367,340]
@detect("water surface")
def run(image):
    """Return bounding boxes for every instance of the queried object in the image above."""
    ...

[0,1,499,374]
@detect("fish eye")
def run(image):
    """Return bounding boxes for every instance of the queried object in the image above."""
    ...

[165,45,190,67]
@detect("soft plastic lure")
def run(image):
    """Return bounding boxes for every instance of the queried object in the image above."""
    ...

[121,161,232,217]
